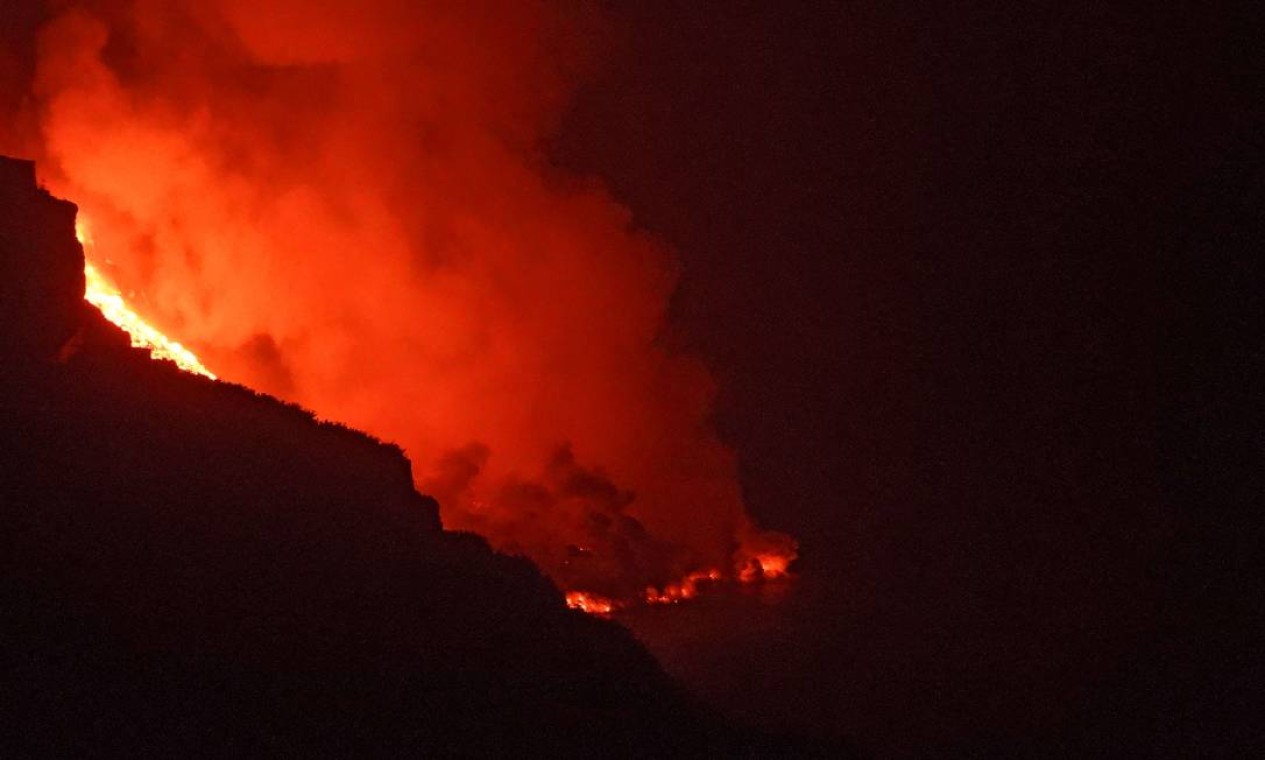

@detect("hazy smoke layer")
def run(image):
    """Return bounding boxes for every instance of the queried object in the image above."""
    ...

[23,1,793,596]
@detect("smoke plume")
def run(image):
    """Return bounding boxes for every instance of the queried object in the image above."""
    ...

[13,0,793,597]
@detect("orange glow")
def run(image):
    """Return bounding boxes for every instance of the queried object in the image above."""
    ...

[31,3,796,601]
[645,568,722,605]
[565,591,616,615]
[738,552,794,583]
[77,218,216,379]
[566,555,796,615]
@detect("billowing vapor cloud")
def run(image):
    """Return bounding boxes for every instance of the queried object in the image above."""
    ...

[20,0,793,597]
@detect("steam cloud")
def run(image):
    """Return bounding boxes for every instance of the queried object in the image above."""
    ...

[10,1,794,597]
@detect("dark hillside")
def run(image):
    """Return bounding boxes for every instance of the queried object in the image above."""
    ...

[0,156,757,757]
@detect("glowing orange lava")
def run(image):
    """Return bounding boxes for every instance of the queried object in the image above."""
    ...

[565,591,616,615]
[569,557,797,615]
[645,569,722,605]
[76,218,216,379]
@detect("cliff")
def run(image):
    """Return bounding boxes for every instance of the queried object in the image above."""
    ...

[0,157,746,756]
[0,158,86,361]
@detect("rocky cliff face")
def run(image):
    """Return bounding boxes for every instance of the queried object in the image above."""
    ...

[0,157,86,361]
[0,157,745,756]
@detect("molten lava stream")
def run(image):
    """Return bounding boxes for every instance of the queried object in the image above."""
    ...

[644,569,723,605]
[75,218,216,379]
[567,553,796,616]
[565,591,616,615]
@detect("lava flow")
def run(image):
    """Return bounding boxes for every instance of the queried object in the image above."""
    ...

[566,569,723,615]
[645,569,723,605]
[564,591,616,615]
[565,558,793,615]
[76,218,216,379]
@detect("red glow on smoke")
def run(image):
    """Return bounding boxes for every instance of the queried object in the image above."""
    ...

[14,1,796,602]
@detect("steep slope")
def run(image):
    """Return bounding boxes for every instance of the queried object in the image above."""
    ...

[0,156,743,756]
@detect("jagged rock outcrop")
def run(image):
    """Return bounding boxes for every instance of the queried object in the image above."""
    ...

[0,157,743,757]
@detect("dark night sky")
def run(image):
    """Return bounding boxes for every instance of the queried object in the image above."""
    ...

[554,2,1261,753]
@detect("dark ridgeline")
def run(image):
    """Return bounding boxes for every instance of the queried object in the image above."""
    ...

[0,157,828,757]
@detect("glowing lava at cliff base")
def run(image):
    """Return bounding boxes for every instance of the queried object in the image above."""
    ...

[565,553,794,615]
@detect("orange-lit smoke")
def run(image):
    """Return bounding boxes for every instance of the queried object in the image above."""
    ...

[22,1,795,598]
